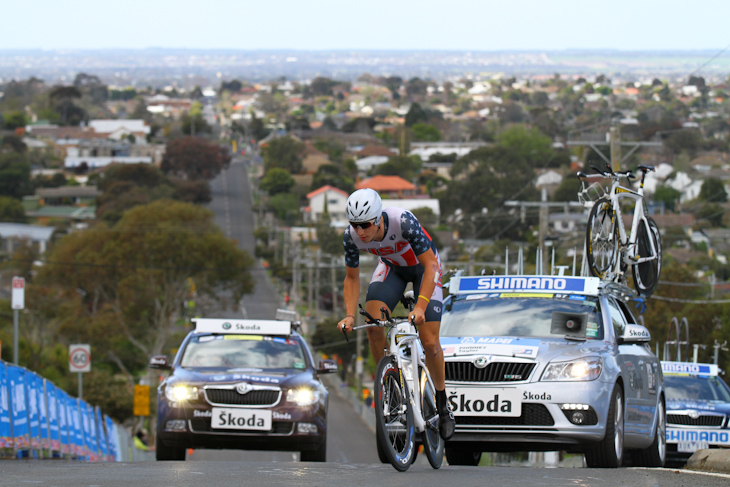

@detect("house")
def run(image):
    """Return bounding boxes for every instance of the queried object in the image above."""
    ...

[355,155,389,173]
[88,120,151,141]
[356,145,396,158]
[304,185,349,223]
[0,223,55,254]
[355,175,417,198]
[292,141,331,188]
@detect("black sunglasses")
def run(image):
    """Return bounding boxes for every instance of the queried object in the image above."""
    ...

[350,220,375,230]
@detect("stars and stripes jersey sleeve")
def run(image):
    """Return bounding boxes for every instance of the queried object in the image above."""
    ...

[343,228,360,268]
[399,210,434,257]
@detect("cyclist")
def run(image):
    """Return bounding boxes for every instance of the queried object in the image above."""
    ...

[338,188,455,440]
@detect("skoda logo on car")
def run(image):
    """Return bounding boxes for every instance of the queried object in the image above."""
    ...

[235,382,252,395]
[473,356,490,369]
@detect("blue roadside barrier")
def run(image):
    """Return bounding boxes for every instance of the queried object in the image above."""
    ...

[0,359,142,461]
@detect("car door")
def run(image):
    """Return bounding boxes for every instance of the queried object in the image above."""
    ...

[605,297,645,441]
[616,299,659,438]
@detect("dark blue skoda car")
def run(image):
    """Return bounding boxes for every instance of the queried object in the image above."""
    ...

[149,317,337,461]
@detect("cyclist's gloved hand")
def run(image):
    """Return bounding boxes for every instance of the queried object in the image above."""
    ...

[410,307,426,326]
[338,315,355,333]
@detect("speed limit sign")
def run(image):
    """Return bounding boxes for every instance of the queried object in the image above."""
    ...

[69,344,91,373]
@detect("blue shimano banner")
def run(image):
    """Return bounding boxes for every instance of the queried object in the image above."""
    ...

[7,365,30,450]
[104,415,117,461]
[0,362,11,449]
[37,377,50,450]
[455,276,599,294]
[27,371,41,450]
[70,397,84,457]
[57,389,70,455]
[95,407,107,459]
[45,382,60,452]
[82,401,98,461]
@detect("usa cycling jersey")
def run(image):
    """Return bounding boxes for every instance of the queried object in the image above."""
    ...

[343,207,437,268]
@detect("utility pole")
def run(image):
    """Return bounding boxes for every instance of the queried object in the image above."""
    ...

[331,256,338,317]
[609,126,621,171]
[567,123,661,172]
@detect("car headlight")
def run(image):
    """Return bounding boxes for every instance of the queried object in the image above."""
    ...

[287,387,320,406]
[165,384,199,402]
[541,357,603,381]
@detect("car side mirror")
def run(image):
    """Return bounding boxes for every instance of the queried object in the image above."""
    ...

[620,324,651,344]
[149,355,171,369]
[318,359,338,374]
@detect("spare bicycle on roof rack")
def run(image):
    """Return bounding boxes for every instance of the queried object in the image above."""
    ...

[578,162,662,297]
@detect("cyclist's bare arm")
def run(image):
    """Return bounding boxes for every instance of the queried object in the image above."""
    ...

[412,248,439,325]
[339,266,361,333]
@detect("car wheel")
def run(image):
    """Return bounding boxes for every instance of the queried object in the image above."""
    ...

[632,398,666,467]
[300,436,326,462]
[155,435,186,461]
[585,384,624,468]
[445,444,481,466]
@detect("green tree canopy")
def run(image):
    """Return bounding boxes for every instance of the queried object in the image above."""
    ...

[0,195,26,222]
[699,178,728,203]
[0,152,31,198]
[653,185,681,211]
[262,136,304,174]
[37,200,255,384]
[494,124,553,167]
[2,111,28,130]
[161,137,231,180]
[405,103,428,127]
[411,123,442,142]
[375,155,422,181]
[260,167,296,195]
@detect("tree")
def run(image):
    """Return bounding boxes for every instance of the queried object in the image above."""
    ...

[310,164,354,193]
[411,123,442,142]
[495,124,553,167]
[405,77,428,99]
[36,200,255,389]
[49,85,85,126]
[161,137,231,180]
[653,185,681,212]
[315,211,342,255]
[262,136,304,174]
[0,195,26,222]
[375,155,422,181]
[553,175,582,202]
[2,111,28,130]
[405,103,428,127]
[0,152,32,198]
[260,168,296,195]
[699,178,728,203]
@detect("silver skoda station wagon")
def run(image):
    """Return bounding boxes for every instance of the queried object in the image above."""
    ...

[440,274,665,468]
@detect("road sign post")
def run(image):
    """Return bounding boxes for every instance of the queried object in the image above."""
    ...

[69,344,91,399]
[11,277,25,365]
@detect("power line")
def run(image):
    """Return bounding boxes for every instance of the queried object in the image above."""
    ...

[688,41,730,78]
[652,295,730,304]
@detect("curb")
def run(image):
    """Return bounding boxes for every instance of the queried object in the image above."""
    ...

[686,449,730,474]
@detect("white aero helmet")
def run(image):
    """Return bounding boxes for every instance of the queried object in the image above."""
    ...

[346,188,382,224]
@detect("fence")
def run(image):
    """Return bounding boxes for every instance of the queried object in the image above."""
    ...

[0,359,152,461]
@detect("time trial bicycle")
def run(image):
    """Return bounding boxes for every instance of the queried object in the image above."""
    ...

[578,163,662,296]
[345,291,444,471]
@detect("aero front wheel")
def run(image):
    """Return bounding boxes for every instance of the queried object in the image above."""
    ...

[419,366,444,469]
[374,356,416,472]
[632,216,661,297]
[586,198,618,279]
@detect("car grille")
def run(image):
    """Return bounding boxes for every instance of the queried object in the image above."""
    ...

[445,361,536,382]
[456,404,554,426]
[205,388,281,406]
[189,419,293,435]
[667,414,724,427]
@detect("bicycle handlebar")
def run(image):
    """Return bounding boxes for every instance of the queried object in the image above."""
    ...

[342,305,415,342]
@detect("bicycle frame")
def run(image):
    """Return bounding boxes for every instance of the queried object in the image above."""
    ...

[606,177,658,268]
[385,321,436,435]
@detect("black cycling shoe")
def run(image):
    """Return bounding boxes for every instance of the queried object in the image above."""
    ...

[439,406,455,440]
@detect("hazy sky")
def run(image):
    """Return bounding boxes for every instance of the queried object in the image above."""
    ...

[4,0,730,51]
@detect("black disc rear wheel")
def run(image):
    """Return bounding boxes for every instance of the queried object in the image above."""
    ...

[632,216,661,296]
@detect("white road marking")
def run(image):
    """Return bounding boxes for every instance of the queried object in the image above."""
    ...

[632,467,730,479]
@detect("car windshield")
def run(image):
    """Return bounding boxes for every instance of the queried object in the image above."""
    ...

[441,295,603,340]
[180,335,307,369]
[665,375,730,402]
